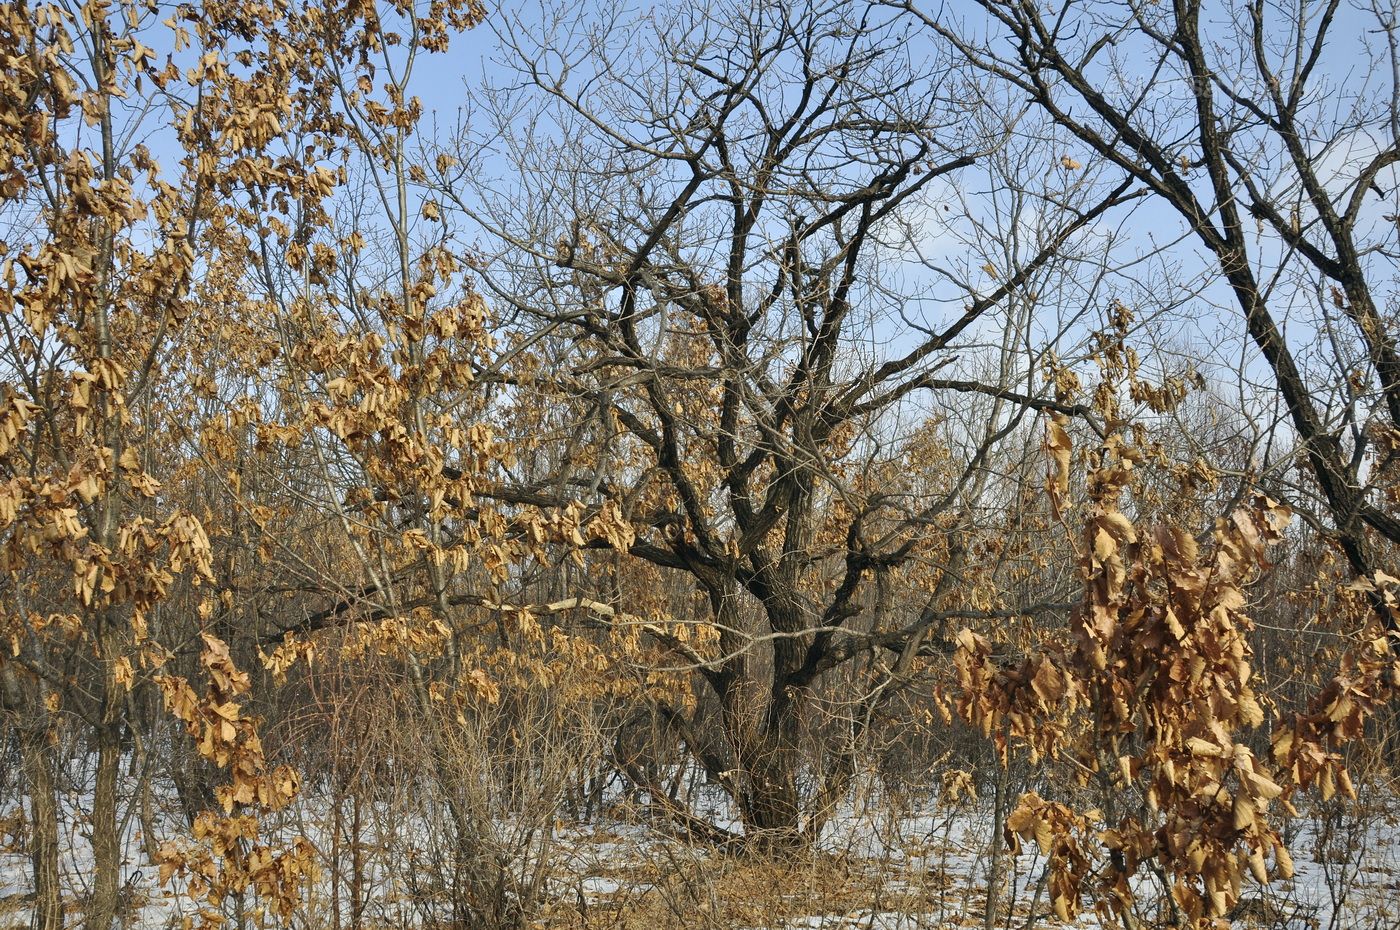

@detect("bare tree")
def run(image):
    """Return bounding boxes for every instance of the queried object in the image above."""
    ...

[913,0,1400,625]
[450,0,1141,848]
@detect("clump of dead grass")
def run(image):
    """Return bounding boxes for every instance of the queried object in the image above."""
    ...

[541,841,948,930]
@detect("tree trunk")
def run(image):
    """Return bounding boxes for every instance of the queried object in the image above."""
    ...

[20,724,63,930]
[350,790,365,930]
[722,682,807,852]
[88,668,123,930]
[984,761,1011,930]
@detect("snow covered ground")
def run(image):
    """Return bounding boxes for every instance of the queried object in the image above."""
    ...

[3,771,1399,929]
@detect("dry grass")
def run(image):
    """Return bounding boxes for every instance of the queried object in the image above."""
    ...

[0,893,32,930]
[534,837,985,930]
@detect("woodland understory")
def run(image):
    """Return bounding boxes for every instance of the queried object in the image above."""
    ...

[5,0,1400,928]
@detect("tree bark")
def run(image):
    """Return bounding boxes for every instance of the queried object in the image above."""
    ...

[20,724,63,930]
[88,653,123,930]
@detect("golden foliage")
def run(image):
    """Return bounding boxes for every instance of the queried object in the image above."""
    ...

[957,411,1309,925]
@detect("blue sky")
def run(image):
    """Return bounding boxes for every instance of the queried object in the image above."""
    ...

[331,0,1392,479]
[59,0,1399,483]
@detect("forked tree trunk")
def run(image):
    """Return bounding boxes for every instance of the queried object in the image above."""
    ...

[739,729,805,851]
[718,674,809,852]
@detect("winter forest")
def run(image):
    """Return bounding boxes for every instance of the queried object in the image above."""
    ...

[3,0,1400,928]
